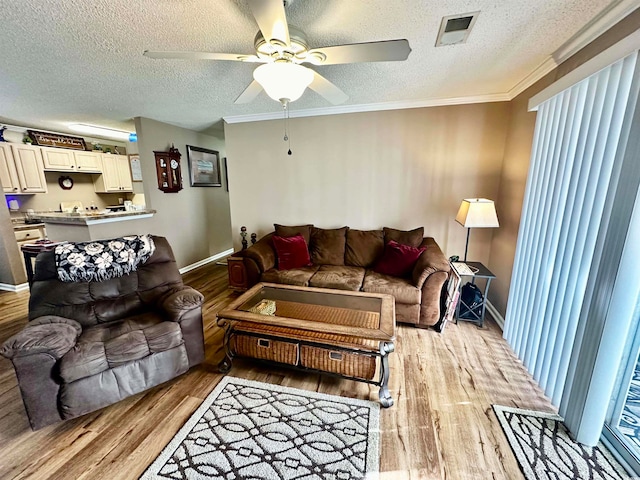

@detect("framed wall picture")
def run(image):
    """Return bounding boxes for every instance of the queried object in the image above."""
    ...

[186,145,221,187]
[223,157,229,192]
[129,154,143,181]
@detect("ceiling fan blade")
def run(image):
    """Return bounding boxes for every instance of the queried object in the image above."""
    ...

[247,0,290,46]
[143,51,263,62]
[308,71,348,105]
[306,39,411,65]
[234,80,263,104]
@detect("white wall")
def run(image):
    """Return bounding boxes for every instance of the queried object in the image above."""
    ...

[225,104,510,260]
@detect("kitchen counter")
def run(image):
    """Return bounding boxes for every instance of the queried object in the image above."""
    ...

[31,210,157,242]
[31,210,156,226]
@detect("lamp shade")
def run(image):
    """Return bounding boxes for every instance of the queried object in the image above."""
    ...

[455,198,499,228]
[253,62,314,103]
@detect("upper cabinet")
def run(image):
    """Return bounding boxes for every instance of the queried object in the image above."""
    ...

[94,154,133,193]
[0,144,21,193]
[4,144,48,194]
[41,147,102,173]
[73,151,102,172]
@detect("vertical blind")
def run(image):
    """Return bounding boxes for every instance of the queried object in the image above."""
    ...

[503,52,638,406]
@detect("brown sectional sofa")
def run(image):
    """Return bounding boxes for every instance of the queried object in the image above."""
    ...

[230,225,450,328]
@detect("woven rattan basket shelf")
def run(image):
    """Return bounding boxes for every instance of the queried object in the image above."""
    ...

[232,335,298,366]
[300,345,376,380]
[233,322,379,351]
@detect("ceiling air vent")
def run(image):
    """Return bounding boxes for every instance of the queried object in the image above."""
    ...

[436,12,480,47]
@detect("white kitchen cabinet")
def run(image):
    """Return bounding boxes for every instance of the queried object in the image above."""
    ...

[41,146,75,171]
[73,151,102,172]
[5,144,47,194]
[41,147,102,173]
[94,154,133,192]
[0,143,21,193]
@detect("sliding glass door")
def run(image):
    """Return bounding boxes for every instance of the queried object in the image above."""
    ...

[604,303,640,474]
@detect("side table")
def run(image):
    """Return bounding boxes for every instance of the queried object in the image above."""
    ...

[20,241,64,287]
[450,261,495,327]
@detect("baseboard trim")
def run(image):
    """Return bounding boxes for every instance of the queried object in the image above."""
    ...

[486,300,505,330]
[179,248,234,274]
[0,282,29,293]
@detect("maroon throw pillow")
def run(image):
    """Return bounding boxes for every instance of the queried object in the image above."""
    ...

[373,240,426,277]
[272,234,312,270]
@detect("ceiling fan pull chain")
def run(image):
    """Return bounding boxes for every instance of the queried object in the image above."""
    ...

[286,104,292,155]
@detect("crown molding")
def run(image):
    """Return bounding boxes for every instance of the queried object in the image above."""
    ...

[553,0,640,64]
[508,0,639,99]
[508,56,558,99]
[223,93,511,124]
[225,3,637,126]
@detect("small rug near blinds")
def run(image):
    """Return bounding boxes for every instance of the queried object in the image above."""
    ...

[493,405,630,480]
[141,376,380,480]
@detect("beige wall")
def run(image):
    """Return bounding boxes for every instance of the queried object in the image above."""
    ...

[486,8,640,316]
[135,117,233,269]
[225,104,511,260]
[8,172,123,214]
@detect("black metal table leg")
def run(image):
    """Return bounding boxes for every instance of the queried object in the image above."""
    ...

[216,317,234,373]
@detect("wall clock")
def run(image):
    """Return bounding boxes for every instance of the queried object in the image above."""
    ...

[153,147,183,193]
[58,175,74,190]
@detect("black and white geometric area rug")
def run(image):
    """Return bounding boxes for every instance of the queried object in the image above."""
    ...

[493,405,630,480]
[141,377,380,480]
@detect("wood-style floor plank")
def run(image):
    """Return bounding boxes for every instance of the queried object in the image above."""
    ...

[0,263,555,479]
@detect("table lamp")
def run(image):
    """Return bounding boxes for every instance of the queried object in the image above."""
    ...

[455,198,499,262]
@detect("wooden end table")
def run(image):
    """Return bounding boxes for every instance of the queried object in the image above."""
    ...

[216,282,397,407]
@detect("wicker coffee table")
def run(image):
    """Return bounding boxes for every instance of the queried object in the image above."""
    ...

[216,282,396,407]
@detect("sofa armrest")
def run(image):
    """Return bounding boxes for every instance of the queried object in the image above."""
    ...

[242,232,276,273]
[0,316,81,360]
[412,237,450,288]
[159,286,204,322]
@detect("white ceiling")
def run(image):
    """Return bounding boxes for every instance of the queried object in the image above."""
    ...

[0,0,634,136]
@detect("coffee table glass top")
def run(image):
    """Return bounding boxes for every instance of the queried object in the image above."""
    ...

[220,283,395,340]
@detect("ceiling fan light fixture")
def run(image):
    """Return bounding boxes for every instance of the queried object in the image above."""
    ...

[253,62,314,103]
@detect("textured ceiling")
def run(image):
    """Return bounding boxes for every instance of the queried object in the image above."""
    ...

[0,0,626,135]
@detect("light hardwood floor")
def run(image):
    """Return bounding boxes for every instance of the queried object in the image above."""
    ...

[0,264,555,479]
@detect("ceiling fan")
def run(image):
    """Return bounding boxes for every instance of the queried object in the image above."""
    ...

[144,0,411,106]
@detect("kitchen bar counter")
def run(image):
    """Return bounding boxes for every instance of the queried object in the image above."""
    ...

[31,210,157,242]
[31,210,155,225]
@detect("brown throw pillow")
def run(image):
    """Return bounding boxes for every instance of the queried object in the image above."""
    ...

[274,224,313,245]
[345,229,384,267]
[383,227,424,248]
[310,227,348,265]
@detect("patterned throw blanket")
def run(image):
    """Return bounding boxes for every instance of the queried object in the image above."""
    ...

[55,235,156,282]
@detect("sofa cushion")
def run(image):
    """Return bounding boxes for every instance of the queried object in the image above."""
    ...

[59,346,189,420]
[274,224,313,245]
[373,240,426,277]
[362,270,421,305]
[273,234,312,270]
[310,227,348,265]
[383,227,424,248]
[395,303,421,325]
[261,265,319,286]
[345,229,384,267]
[59,316,183,383]
[309,265,365,291]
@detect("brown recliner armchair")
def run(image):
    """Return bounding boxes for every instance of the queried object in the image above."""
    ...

[0,236,205,430]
